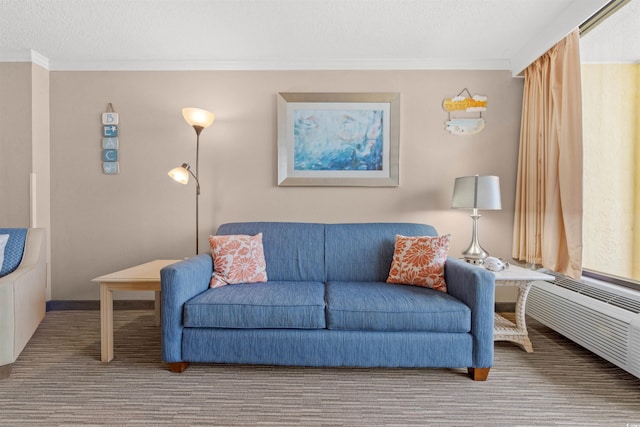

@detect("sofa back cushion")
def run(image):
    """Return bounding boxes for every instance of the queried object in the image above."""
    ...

[0,228,27,277]
[216,222,325,282]
[325,223,438,282]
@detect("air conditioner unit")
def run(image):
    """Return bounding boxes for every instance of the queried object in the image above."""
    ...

[526,270,640,379]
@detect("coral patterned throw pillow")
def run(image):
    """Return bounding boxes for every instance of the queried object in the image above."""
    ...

[208,233,268,288]
[386,234,451,292]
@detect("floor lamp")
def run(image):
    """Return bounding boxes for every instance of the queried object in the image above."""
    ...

[451,175,502,265]
[168,108,215,254]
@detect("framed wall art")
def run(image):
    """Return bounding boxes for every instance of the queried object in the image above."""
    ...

[277,92,400,187]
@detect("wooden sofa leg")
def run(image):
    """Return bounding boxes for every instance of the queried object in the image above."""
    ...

[468,367,490,381]
[168,362,189,373]
[0,364,12,379]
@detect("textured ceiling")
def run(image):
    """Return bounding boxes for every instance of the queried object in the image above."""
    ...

[0,0,613,73]
[580,0,640,63]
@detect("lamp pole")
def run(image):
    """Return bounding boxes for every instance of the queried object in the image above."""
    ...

[186,163,201,255]
[192,125,204,254]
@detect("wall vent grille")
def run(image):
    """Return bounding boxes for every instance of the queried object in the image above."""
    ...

[528,271,640,379]
[539,269,640,314]
[528,287,628,365]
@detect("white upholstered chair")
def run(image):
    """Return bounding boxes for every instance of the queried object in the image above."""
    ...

[0,228,47,378]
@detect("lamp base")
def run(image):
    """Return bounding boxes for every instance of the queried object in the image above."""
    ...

[462,212,489,265]
[462,249,489,265]
[462,239,489,265]
[463,257,487,266]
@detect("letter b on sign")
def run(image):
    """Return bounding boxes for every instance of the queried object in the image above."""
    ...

[102,113,119,125]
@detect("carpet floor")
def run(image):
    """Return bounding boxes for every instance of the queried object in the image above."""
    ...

[0,310,639,426]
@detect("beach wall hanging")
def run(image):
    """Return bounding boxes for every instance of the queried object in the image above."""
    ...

[442,89,487,136]
[101,103,119,174]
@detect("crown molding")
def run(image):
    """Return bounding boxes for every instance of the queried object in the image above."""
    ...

[0,49,50,70]
[0,49,511,72]
[46,57,510,72]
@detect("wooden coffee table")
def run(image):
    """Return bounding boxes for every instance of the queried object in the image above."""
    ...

[92,259,180,362]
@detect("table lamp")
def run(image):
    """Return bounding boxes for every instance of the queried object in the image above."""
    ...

[451,175,502,264]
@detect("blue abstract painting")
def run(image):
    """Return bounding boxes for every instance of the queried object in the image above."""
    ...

[293,109,384,171]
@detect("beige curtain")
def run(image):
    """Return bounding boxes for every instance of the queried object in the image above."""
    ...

[512,29,583,279]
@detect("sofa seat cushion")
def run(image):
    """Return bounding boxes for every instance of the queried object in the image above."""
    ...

[184,281,326,329]
[325,281,471,332]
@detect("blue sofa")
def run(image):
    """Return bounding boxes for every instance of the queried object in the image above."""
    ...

[161,222,495,380]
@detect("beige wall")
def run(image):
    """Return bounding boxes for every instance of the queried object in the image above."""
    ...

[45,70,523,301]
[0,63,32,227]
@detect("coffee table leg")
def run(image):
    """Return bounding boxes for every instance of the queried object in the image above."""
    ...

[100,283,114,362]
[154,291,161,326]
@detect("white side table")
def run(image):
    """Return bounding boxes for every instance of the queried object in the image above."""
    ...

[92,259,180,362]
[487,264,554,352]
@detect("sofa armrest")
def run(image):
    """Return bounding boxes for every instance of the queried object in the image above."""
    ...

[161,254,212,362]
[444,257,495,368]
[0,228,47,367]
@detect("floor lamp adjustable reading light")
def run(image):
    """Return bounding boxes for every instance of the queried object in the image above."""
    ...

[168,107,215,254]
[451,175,502,265]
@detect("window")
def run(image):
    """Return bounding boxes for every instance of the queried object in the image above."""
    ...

[580,0,640,285]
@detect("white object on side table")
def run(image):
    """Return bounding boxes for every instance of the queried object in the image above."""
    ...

[486,263,554,352]
[92,259,179,362]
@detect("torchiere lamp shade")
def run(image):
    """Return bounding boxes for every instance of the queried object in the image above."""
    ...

[168,164,191,185]
[182,108,215,130]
